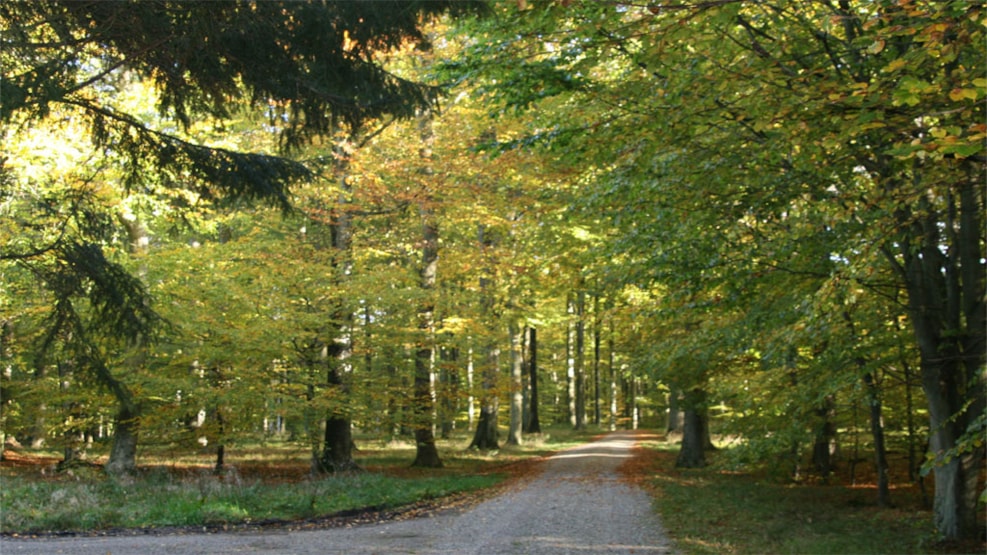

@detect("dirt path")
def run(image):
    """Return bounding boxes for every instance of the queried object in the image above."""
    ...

[1,431,676,554]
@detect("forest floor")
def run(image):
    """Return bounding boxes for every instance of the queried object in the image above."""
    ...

[0,430,673,554]
[2,430,982,554]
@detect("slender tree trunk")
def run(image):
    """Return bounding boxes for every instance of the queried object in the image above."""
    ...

[902,354,920,485]
[574,290,586,430]
[470,340,500,450]
[439,347,459,439]
[467,344,476,429]
[470,225,500,451]
[317,129,359,474]
[812,395,837,478]
[608,318,617,432]
[412,120,442,467]
[411,347,441,467]
[214,409,226,475]
[524,327,541,434]
[0,320,9,459]
[506,321,524,446]
[863,372,891,507]
[57,360,82,468]
[30,358,47,449]
[592,294,601,426]
[566,295,576,427]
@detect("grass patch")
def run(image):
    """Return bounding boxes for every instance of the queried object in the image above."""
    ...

[632,436,978,555]
[0,426,594,535]
[0,469,500,533]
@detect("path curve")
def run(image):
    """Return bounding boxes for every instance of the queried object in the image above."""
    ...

[1,431,676,554]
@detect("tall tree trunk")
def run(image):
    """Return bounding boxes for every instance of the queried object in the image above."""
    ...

[812,395,837,478]
[439,347,459,439]
[470,225,500,451]
[574,290,586,430]
[411,115,442,468]
[320,390,358,473]
[566,295,576,427]
[29,358,47,449]
[863,372,891,507]
[676,389,707,468]
[592,293,601,426]
[524,327,541,434]
[317,129,359,474]
[891,179,985,541]
[608,318,617,432]
[101,215,149,478]
[57,360,81,468]
[214,409,226,475]
[471,336,500,451]
[506,321,524,446]
[0,320,10,458]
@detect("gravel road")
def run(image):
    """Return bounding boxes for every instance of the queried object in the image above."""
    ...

[1,431,676,554]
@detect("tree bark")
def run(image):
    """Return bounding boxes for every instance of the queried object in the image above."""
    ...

[320,401,358,473]
[574,290,586,430]
[812,395,837,477]
[105,402,139,476]
[506,321,524,446]
[411,114,442,468]
[470,339,500,450]
[524,327,541,434]
[315,132,359,474]
[470,403,499,450]
[593,293,601,426]
[676,389,707,468]
[891,177,985,541]
[608,318,617,432]
[863,372,891,507]
[411,342,442,467]
[439,347,460,439]
[470,224,500,451]
[566,295,577,427]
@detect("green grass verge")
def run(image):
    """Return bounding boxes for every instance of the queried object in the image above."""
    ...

[0,426,600,535]
[638,437,970,555]
[0,470,500,534]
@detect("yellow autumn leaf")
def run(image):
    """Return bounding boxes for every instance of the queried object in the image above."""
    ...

[949,88,978,101]
[883,58,907,73]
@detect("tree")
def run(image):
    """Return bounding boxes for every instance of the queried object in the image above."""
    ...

[524,326,542,434]
[411,114,443,468]
[2,0,484,475]
[444,0,984,540]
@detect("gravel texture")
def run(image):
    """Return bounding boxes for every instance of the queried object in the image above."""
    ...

[1,431,676,554]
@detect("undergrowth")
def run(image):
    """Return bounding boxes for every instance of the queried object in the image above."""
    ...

[633,436,982,555]
[0,427,598,535]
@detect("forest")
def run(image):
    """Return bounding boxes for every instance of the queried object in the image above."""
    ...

[1,0,984,545]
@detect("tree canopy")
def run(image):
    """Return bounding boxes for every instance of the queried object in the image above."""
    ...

[1,0,984,544]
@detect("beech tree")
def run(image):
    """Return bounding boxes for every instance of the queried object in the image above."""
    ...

[1,0,483,474]
[443,0,984,541]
